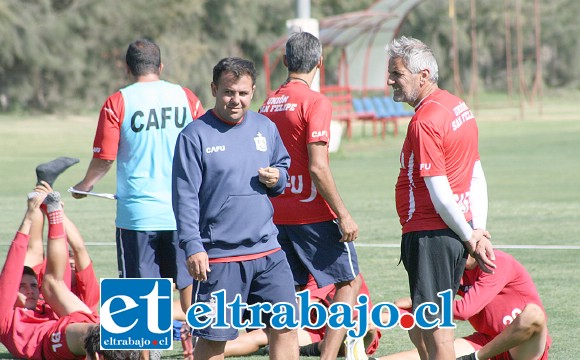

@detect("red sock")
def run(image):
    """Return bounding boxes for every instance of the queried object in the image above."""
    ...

[47,210,65,239]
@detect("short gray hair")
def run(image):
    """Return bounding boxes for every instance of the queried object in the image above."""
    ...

[387,36,439,83]
[285,32,322,74]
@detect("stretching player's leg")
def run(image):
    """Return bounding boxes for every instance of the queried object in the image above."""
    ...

[40,187,92,317]
[476,303,548,360]
[63,211,100,313]
[24,202,44,268]
[35,184,96,357]
[224,329,269,357]
[64,212,92,273]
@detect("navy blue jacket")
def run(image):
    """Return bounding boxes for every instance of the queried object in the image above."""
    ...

[172,110,290,259]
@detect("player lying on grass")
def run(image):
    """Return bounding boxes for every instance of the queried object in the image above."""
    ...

[0,182,138,360]
[223,273,381,360]
[24,193,99,314]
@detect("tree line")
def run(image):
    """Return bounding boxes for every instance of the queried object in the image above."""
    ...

[0,0,578,113]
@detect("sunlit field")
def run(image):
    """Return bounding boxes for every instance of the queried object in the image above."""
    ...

[1,92,579,359]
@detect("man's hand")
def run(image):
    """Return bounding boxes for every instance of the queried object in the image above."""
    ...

[337,214,359,242]
[394,297,412,310]
[70,182,93,199]
[187,252,211,281]
[27,183,50,212]
[464,229,496,273]
[258,167,280,188]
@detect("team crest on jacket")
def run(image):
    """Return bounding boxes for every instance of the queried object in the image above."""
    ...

[254,132,267,152]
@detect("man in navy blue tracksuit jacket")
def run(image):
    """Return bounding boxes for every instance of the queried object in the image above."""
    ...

[172,57,299,360]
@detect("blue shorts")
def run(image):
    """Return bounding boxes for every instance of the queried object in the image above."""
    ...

[115,228,191,290]
[277,220,359,288]
[400,228,467,321]
[192,249,297,341]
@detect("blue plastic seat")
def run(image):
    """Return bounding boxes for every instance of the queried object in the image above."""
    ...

[372,96,394,118]
[362,97,376,114]
[381,97,398,116]
[352,98,369,115]
[384,96,414,116]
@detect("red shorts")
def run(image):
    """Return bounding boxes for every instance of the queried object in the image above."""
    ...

[42,311,99,360]
[464,332,550,360]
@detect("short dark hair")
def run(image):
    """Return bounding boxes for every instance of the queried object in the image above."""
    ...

[23,266,37,278]
[125,39,161,77]
[212,57,257,86]
[83,325,139,360]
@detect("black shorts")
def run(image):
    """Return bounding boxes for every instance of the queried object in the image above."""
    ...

[115,228,191,290]
[400,228,467,321]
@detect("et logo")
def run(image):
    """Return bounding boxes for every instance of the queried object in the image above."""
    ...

[100,278,173,350]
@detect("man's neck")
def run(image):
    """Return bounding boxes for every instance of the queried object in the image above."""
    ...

[287,71,315,88]
[414,83,439,107]
[135,73,161,83]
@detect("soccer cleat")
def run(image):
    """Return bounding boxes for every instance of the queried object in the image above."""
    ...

[254,345,270,356]
[35,156,80,186]
[344,334,368,360]
[299,342,320,357]
[456,352,478,360]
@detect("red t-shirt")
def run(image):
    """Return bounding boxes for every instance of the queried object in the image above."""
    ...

[454,251,551,349]
[395,89,480,233]
[259,82,336,224]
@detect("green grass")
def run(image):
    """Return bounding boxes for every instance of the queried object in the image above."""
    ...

[1,97,579,358]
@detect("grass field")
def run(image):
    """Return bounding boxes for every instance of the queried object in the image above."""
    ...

[1,93,579,359]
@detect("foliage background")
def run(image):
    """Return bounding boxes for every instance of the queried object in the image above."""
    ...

[1,0,579,113]
[1,96,579,357]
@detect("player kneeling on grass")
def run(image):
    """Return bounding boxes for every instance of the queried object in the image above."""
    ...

[373,250,551,360]
[0,182,138,360]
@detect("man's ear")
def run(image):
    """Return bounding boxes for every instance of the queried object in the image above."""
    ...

[420,68,430,83]
[211,82,217,97]
[159,63,164,74]
[283,55,288,68]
